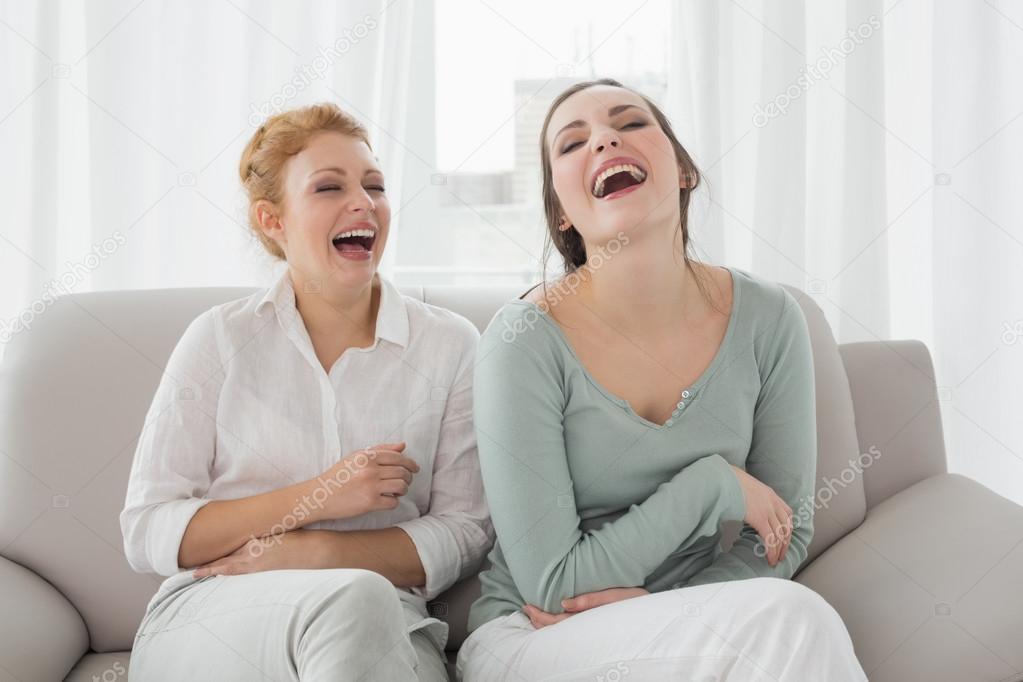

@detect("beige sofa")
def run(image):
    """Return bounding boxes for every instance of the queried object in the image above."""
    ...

[1,282,1021,682]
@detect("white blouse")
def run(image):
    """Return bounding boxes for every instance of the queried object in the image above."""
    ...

[120,268,494,625]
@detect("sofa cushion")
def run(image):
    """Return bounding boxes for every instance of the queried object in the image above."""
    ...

[795,473,1023,681]
[0,285,519,653]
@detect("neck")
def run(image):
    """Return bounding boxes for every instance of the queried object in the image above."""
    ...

[290,269,378,343]
[575,226,703,334]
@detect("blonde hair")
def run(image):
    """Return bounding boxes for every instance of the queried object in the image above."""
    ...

[239,102,371,260]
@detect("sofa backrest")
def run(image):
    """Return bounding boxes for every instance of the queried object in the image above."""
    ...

[0,280,866,652]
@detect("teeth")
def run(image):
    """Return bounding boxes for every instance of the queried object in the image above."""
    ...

[332,228,375,242]
[592,163,647,197]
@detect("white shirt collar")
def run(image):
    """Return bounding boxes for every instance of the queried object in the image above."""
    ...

[254,269,409,349]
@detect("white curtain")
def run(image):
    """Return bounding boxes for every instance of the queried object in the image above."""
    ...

[669,0,1023,505]
[0,0,418,343]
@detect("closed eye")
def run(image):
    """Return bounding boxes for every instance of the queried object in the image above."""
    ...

[365,185,386,193]
[621,120,647,130]
[560,140,583,155]
[316,185,340,192]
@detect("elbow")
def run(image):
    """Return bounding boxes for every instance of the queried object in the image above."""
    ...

[530,562,576,614]
[119,508,151,574]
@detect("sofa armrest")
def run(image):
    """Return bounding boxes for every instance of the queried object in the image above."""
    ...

[0,555,89,682]
[838,340,948,510]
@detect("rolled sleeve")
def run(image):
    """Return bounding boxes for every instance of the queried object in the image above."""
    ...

[396,515,464,600]
[137,498,212,576]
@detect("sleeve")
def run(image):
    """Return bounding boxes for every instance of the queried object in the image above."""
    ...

[396,318,494,600]
[119,309,224,576]
[684,288,817,587]
[473,310,747,613]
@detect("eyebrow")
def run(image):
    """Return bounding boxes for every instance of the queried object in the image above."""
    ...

[552,104,645,144]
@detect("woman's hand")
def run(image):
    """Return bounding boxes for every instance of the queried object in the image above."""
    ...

[522,587,649,629]
[730,465,793,566]
[192,529,324,578]
[308,441,420,521]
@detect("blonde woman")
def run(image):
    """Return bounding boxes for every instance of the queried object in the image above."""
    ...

[458,79,867,681]
[121,103,492,681]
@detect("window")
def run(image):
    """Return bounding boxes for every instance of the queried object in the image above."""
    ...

[391,0,670,286]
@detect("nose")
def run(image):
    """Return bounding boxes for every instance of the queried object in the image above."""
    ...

[349,188,375,213]
[591,127,621,154]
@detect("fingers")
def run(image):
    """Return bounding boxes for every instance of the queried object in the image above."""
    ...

[777,500,794,561]
[766,508,784,565]
[367,441,406,452]
[522,604,571,629]
[765,501,794,566]
[561,587,648,613]
[379,478,410,497]
[193,560,233,578]
[377,465,415,483]
[561,594,590,612]
[369,450,420,474]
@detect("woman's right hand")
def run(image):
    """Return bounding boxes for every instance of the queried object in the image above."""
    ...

[308,441,420,521]
[729,465,793,566]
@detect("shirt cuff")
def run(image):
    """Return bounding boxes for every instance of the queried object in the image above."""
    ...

[394,515,461,601]
[147,497,211,576]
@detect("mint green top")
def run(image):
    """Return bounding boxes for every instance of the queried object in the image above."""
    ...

[466,266,818,633]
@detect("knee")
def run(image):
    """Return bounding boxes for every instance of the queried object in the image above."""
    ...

[300,569,402,624]
[751,578,844,628]
[328,569,397,611]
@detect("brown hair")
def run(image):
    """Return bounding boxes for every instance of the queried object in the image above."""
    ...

[239,102,370,260]
[537,78,718,310]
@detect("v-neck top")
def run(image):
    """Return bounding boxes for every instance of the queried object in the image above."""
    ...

[467,266,819,632]
[519,266,743,430]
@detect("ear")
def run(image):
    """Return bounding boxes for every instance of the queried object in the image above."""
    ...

[558,215,573,232]
[679,167,695,189]
[255,199,286,250]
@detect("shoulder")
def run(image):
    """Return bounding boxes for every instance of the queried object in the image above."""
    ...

[731,267,806,329]
[401,294,483,386]
[471,300,572,389]
[404,295,481,352]
[730,268,812,369]
[195,288,276,348]
[481,300,563,352]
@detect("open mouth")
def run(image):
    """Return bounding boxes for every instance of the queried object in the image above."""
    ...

[592,163,647,199]
[331,227,377,254]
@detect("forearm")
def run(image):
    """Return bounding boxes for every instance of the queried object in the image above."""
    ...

[178,478,323,569]
[308,527,426,588]
[496,453,745,612]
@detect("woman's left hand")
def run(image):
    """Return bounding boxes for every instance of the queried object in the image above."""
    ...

[522,587,649,629]
[192,529,321,578]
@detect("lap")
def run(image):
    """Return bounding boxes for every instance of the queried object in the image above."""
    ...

[131,568,416,682]
[457,577,839,682]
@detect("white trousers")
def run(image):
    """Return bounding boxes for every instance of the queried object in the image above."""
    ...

[129,568,448,682]
[456,577,868,682]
